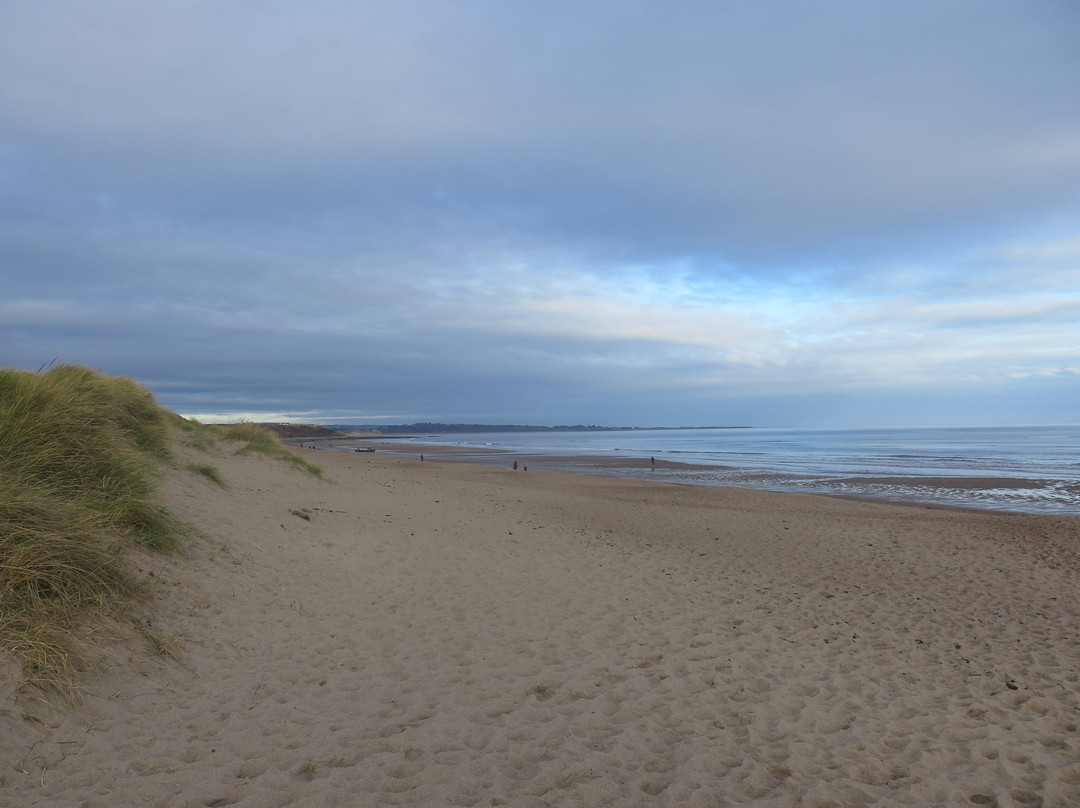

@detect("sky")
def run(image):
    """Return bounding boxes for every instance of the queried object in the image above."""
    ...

[2,1,1079,428]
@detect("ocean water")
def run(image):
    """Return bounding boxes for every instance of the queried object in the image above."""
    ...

[389,425,1080,515]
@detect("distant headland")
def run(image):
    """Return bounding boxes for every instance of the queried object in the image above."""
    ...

[264,423,752,438]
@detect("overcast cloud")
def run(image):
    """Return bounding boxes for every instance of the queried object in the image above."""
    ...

[2,0,1078,426]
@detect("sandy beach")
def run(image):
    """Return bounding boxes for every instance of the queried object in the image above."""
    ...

[3,439,1080,807]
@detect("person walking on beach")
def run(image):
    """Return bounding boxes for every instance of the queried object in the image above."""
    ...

[513,461,518,470]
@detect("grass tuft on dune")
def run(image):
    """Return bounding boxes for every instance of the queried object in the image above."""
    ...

[177,418,324,478]
[215,421,324,477]
[0,365,188,692]
[0,365,319,694]
[1,364,324,693]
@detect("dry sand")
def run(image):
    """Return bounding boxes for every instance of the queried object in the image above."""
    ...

[3,440,1080,807]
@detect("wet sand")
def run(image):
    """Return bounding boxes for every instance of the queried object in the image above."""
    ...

[336,439,1075,514]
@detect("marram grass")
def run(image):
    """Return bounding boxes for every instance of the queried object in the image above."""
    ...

[176,416,322,478]
[202,421,323,478]
[0,364,322,693]
[185,462,227,487]
[0,364,188,692]
[0,488,140,691]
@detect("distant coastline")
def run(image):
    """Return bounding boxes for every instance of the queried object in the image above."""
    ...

[324,423,754,435]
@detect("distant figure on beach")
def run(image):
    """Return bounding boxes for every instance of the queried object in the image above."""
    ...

[523,465,527,471]
[420,454,424,462]
[650,456,655,467]
[513,461,518,470]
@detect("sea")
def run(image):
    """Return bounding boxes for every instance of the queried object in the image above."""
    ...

[383,425,1080,515]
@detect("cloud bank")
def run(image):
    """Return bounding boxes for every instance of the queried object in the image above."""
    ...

[2,0,1078,426]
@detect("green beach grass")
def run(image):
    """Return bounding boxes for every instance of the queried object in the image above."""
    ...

[212,421,324,478]
[0,364,320,693]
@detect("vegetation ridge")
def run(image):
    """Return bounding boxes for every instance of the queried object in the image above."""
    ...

[0,364,320,694]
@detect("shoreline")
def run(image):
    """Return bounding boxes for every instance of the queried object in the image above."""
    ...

[289,436,1080,516]
[3,441,1080,805]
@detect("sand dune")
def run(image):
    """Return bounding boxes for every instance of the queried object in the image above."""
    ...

[3,440,1080,807]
